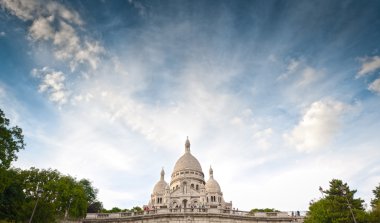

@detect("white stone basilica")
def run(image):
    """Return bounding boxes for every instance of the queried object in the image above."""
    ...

[147,138,232,210]
[85,137,305,222]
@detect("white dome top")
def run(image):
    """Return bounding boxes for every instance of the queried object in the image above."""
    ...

[153,168,168,194]
[173,152,203,173]
[172,138,203,173]
[206,178,221,193]
[205,166,221,193]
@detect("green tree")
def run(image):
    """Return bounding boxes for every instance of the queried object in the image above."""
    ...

[371,183,380,209]
[79,179,98,204]
[0,109,25,169]
[304,179,369,223]
[87,201,103,213]
[368,183,380,222]
[131,206,142,212]
[0,168,25,222]
[250,208,280,213]
[0,167,93,222]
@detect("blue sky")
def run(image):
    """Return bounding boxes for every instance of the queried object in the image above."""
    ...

[1,0,380,211]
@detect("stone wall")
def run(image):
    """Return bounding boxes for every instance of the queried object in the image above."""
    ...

[83,208,304,223]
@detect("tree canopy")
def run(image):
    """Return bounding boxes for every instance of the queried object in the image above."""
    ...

[249,208,280,213]
[0,167,99,222]
[305,179,369,223]
[0,109,25,169]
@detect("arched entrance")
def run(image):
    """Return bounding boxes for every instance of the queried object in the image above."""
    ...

[182,199,188,208]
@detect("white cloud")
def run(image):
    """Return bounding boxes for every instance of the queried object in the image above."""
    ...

[284,99,349,152]
[1,0,103,71]
[0,0,82,24]
[0,0,40,21]
[29,16,54,40]
[368,78,380,94]
[0,31,5,36]
[253,128,273,149]
[297,67,321,87]
[32,67,68,104]
[357,56,380,77]
[277,59,321,86]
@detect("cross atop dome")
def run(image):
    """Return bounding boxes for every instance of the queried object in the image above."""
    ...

[185,136,191,153]
[160,167,165,180]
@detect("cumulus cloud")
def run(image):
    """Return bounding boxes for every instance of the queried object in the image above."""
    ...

[0,0,82,24]
[357,56,380,77]
[368,78,380,94]
[284,100,349,152]
[1,0,103,70]
[32,67,68,104]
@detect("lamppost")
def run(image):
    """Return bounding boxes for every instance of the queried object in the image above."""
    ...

[29,188,43,223]
[340,186,357,223]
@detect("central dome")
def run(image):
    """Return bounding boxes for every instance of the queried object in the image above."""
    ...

[173,152,203,173]
[172,137,203,173]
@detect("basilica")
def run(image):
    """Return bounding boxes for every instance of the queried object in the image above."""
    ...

[85,138,305,222]
[147,137,232,210]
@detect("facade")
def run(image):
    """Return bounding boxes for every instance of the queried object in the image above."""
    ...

[148,137,232,210]
[85,138,305,223]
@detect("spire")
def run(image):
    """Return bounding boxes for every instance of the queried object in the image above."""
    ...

[160,167,165,180]
[185,136,190,153]
[209,166,214,179]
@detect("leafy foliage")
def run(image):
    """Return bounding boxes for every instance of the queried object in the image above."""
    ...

[101,206,143,213]
[305,179,369,223]
[0,167,99,222]
[0,109,25,169]
[250,208,280,213]
[87,201,103,213]
[371,183,380,209]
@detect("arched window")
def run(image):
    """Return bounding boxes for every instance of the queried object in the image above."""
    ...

[196,185,199,190]
[206,197,209,202]
[191,184,194,188]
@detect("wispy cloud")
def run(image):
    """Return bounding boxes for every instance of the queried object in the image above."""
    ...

[128,0,147,16]
[357,56,380,77]
[368,78,380,94]
[277,59,322,87]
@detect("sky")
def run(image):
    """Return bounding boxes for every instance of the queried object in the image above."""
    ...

[1,0,380,212]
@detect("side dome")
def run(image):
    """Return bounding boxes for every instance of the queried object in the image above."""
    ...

[153,180,168,194]
[153,168,168,194]
[206,178,221,193]
[206,166,221,193]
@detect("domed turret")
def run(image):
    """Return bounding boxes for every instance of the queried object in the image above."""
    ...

[153,168,168,194]
[206,166,221,193]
